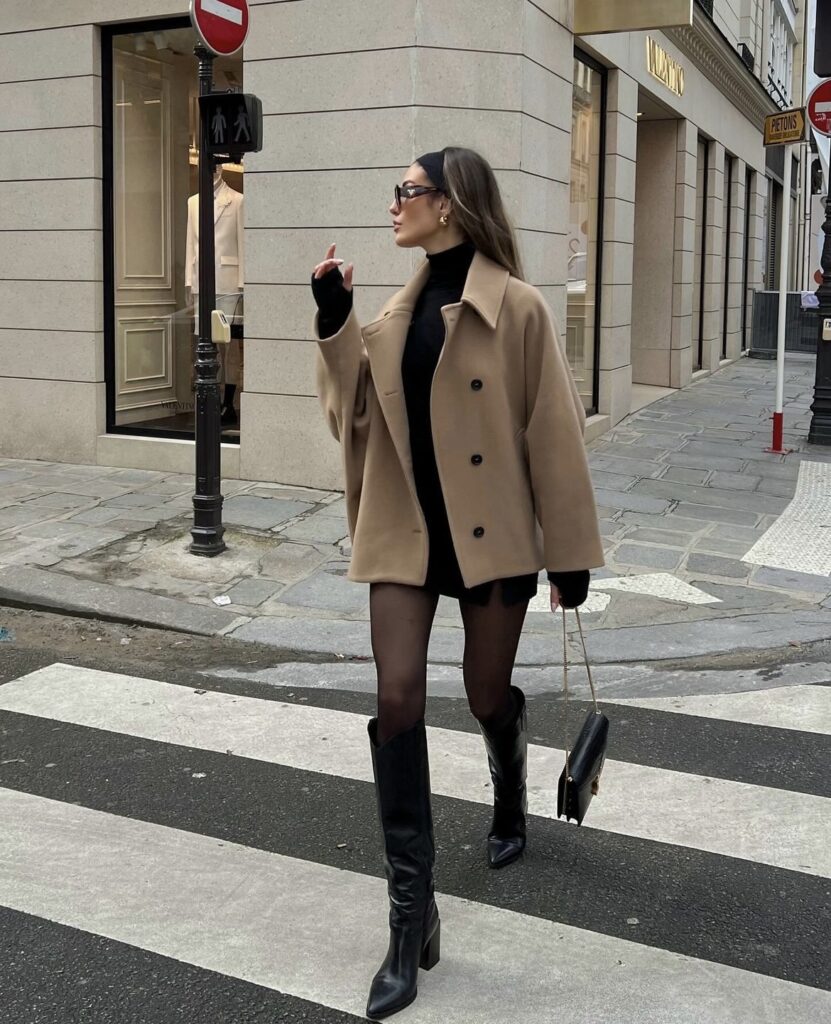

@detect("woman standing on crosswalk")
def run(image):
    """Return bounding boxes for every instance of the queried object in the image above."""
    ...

[311,146,604,1020]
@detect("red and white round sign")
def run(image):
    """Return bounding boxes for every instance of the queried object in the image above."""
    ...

[808,80,831,138]
[190,0,249,57]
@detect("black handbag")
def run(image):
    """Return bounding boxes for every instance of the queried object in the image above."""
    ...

[557,607,609,826]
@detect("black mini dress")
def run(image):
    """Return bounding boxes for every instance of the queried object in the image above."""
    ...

[400,241,537,607]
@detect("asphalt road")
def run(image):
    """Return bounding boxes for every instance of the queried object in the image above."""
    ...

[1,607,829,1023]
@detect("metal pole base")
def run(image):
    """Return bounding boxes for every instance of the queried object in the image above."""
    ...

[190,494,226,557]
[764,412,793,455]
[808,414,831,446]
[190,533,226,557]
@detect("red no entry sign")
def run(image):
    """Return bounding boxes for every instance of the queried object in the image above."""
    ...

[808,79,831,138]
[190,0,249,56]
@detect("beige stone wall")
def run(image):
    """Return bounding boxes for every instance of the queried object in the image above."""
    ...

[240,0,575,488]
[0,2,185,462]
[670,119,698,389]
[597,70,636,426]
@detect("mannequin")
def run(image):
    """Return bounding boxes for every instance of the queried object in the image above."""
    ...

[185,167,245,423]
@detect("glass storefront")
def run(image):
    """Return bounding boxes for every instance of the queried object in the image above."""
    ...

[692,136,709,372]
[103,20,245,442]
[567,53,605,415]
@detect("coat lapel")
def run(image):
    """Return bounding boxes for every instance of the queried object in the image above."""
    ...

[362,260,431,482]
[360,250,510,484]
[214,183,232,225]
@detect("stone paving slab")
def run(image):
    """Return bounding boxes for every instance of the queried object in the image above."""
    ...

[583,611,831,664]
[0,566,246,635]
[223,495,313,530]
[276,569,369,614]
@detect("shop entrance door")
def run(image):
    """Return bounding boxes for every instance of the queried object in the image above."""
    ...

[112,49,179,424]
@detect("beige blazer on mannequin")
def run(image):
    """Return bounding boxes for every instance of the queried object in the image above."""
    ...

[185,180,245,304]
[186,180,245,387]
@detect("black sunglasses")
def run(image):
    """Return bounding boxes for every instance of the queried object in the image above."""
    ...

[394,184,444,206]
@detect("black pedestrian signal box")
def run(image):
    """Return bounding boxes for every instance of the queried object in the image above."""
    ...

[199,92,263,157]
[816,3,831,78]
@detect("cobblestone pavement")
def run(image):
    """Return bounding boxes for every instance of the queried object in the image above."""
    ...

[1,355,830,681]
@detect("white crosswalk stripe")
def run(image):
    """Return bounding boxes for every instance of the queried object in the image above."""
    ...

[0,663,826,875]
[1,662,829,1022]
[608,683,831,735]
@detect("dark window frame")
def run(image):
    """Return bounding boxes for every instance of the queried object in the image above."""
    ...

[573,47,607,418]
[722,154,734,360]
[102,17,241,444]
[695,137,710,372]
[741,167,753,351]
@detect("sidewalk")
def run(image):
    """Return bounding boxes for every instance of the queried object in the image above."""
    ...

[1,355,831,695]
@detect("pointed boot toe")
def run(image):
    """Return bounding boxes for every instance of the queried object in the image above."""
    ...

[487,834,526,869]
[478,686,528,870]
[366,975,417,1021]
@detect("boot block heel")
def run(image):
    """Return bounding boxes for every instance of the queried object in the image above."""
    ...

[419,919,440,971]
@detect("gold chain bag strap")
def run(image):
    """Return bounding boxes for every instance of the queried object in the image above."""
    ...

[557,607,610,826]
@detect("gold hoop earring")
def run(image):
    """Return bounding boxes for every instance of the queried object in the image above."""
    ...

[440,214,449,226]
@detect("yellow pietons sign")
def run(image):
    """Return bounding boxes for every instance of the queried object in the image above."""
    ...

[763,109,806,146]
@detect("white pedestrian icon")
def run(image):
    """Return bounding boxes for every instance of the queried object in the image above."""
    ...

[234,106,251,143]
[211,107,227,144]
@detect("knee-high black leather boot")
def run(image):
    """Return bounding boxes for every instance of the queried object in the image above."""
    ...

[365,717,440,1021]
[477,685,528,869]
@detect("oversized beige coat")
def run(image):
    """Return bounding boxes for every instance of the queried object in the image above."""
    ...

[315,250,605,588]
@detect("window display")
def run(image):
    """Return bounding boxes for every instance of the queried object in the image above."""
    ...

[105,21,245,440]
[568,54,605,415]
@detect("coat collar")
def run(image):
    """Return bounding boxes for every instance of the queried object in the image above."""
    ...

[365,249,510,332]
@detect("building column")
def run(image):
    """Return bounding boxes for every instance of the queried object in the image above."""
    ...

[598,69,637,426]
[701,140,725,371]
[670,119,697,388]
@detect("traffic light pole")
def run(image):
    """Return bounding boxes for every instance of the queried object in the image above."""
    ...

[190,44,226,555]
[809,188,831,444]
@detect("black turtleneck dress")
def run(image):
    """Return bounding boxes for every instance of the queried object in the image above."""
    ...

[312,243,588,608]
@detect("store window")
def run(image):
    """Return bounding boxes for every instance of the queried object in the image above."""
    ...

[692,136,709,372]
[103,20,245,442]
[722,154,734,360]
[568,52,606,416]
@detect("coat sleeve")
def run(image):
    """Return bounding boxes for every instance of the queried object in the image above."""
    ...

[523,294,605,573]
[314,307,371,445]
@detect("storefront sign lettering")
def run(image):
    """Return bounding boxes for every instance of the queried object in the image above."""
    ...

[646,37,685,97]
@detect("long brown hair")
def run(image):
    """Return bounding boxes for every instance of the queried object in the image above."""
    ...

[442,146,524,280]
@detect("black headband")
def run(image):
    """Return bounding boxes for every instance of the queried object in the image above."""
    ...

[415,149,447,192]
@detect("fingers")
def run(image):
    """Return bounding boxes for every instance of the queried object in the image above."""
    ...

[312,243,340,279]
[342,263,354,292]
[549,584,561,613]
[313,258,344,279]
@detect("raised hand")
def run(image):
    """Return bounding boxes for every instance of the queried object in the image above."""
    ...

[313,243,354,291]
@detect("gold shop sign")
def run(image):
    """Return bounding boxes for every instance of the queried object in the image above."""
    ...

[646,37,685,97]
[574,0,692,35]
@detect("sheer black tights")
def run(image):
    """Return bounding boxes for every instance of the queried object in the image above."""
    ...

[369,582,529,745]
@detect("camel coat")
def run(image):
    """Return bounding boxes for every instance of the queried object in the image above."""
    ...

[315,250,604,588]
